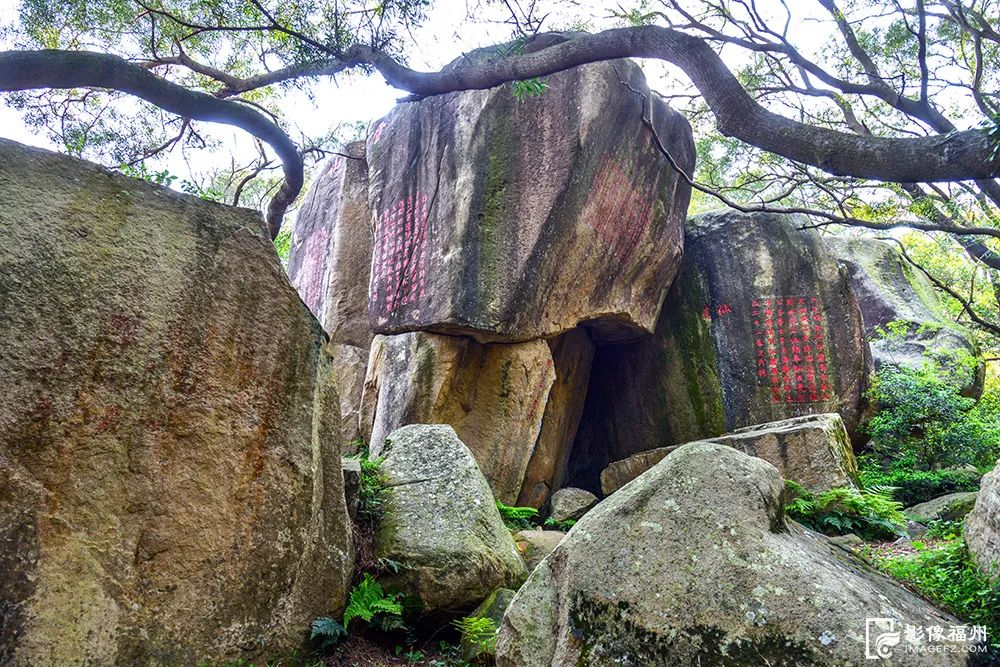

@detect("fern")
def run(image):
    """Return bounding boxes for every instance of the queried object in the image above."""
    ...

[454,615,498,657]
[784,480,906,541]
[495,501,539,530]
[343,573,404,630]
[310,616,347,649]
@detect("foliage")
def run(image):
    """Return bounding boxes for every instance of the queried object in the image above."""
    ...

[784,480,907,541]
[542,516,576,532]
[309,616,347,649]
[864,362,1000,471]
[272,226,292,268]
[343,573,406,632]
[453,615,498,658]
[511,78,548,100]
[874,538,1000,648]
[495,500,538,531]
[858,455,983,506]
[352,446,389,525]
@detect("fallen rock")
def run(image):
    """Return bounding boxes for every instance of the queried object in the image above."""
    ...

[549,488,598,522]
[0,140,353,665]
[288,141,373,348]
[498,442,975,666]
[365,42,693,343]
[569,210,872,490]
[906,492,979,524]
[513,530,566,573]
[600,414,856,498]
[826,235,984,398]
[375,425,526,612]
[966,459,1000,580]
[364,332,555,504]
[600,446,678,496]
[517,328,595,508]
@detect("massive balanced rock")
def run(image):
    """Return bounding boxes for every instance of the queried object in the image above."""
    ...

[0,140,353,665]
[826,235,984,398]
[568,210,872,491]
[365,48,694,343]
[498,443,977,666]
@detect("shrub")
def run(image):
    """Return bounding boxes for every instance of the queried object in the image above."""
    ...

[864,362,999,471]
[858,455,982,506]
[874,539,1000,649]
[784,480,907,540]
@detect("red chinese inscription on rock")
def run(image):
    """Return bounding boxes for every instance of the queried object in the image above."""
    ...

[371,191,431,314]
[585,154,654,264]
[752,296,832,404]
[297,226,330,315]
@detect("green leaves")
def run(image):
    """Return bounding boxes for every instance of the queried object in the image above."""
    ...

[511,78,548,101]
[343,573,404,630]
[784,480,907,541]
[309,616,347,649]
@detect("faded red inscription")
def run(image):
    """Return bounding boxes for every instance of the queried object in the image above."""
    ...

[585,155,654,264]
[297,226,330,315]
[370,191,431,314]
[752,296,831,404]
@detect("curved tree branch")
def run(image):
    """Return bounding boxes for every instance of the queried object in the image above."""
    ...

[0,49,302,238]
[359,27,1000,182]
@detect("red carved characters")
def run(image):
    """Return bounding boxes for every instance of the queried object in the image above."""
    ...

[584,154,654,264]
[752,296,832,404]
[371,191,431,314]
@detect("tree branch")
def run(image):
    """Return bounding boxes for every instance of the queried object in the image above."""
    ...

[0,49,302,238]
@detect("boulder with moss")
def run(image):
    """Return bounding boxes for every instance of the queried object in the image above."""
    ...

[375,425,526,612]
[569,210,872,490]
[497,443,977,666]
[966,458,1000,580]
[906,492,979,524]
[826,236,984,398]
[365,36,693,343]
[0,139,353,665]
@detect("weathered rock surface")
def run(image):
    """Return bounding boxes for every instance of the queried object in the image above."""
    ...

[906,492,979,524]
[513,530,565,573]
[375,425,526,611]
[517,328,595,508]
[826,235,984,398]
[711,414,858,492]
[600,446,678,496]
[966,459,1000,580]
[0,140,353,665]
[569,210,872,491]
[365,45,693,343]
[498,443,975,666]
[549,488,598,522]
[329,343,367,447]
[364,332,555,504]
[288,141,373,348]
[599,415,856,497]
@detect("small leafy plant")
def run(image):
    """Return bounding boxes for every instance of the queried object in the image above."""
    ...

[784,481,907,540]
[343,573,406,633]
[454,615,499,659]
[309,616,347,649]
[495,500,539,531]
[511,77,548,100]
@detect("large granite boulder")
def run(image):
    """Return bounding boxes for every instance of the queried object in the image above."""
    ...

[497,443,977,666]
[966,458,1000,580]
[549,487,598,522]
[365,48,694,343]
[517,328,594,508]
[599,414,857,497]
[826,235,984,398]
[375,425,526,612]
[287,141,372,348]
[0,140,353,665]
[568,210,872,491]
[362,332,555,504]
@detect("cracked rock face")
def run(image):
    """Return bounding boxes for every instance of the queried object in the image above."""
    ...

[497,443,975,666]
[375,424,526,613]
[364,56,694,343]
[0,140,352,665]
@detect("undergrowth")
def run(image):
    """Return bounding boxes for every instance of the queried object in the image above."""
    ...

[784,480,907,540]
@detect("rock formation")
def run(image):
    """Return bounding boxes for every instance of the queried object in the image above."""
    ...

[0,139,353,665]
[826,235,984,398]
[549,487,598,522]
[906,492,979,524]
[966,458,1000,580]
[569,210,872,491]
[374,425,526,611]
[498,443,977,666]
[364,56,694,343]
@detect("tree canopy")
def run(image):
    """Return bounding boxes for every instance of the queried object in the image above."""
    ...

[1,0,998,350]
